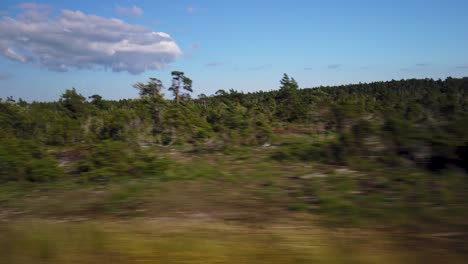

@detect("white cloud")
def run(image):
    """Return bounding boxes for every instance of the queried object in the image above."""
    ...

[0,5,182,74]
[3,48,27,62]
[116,5,143,17]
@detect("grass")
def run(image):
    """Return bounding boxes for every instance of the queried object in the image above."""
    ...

[1,148,467,228]
[1,144,468,263]
[1,219,467,264]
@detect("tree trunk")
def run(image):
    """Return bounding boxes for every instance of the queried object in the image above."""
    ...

[176,79,180,104]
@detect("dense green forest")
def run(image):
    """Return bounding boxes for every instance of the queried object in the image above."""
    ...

[1,75,468,183]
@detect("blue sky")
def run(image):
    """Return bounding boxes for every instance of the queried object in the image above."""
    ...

[0,0,467,101]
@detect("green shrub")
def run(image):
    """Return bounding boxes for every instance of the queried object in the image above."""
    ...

[271,139,342,164]
[76,141,171,181]
[0,138,63,182]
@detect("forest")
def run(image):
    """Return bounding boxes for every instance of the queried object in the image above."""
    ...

[1,75,468,263]
[2,75,468,181]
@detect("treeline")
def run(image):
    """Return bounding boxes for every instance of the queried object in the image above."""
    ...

[1,75,467,182]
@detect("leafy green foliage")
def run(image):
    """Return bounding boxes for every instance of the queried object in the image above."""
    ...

[59,88,87,119]
[76,141,171,181]
[133,77,164,100]
[169,71,193,103]
[1,76,467,183]
[0,138,63,182]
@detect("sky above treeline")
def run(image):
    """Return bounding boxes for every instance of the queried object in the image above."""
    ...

[0,0,467,101]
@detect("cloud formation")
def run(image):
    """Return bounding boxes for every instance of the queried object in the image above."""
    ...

[0,4,182,74]
[116,5,143,17]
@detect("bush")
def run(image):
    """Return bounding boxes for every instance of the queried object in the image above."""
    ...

[271,138,342,164]
[0,138,63,182]
[76,141,171,181]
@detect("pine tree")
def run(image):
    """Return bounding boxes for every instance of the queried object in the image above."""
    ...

[169,71,193,104]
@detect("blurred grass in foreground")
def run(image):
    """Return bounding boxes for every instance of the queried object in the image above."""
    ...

[1,219,466,264]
